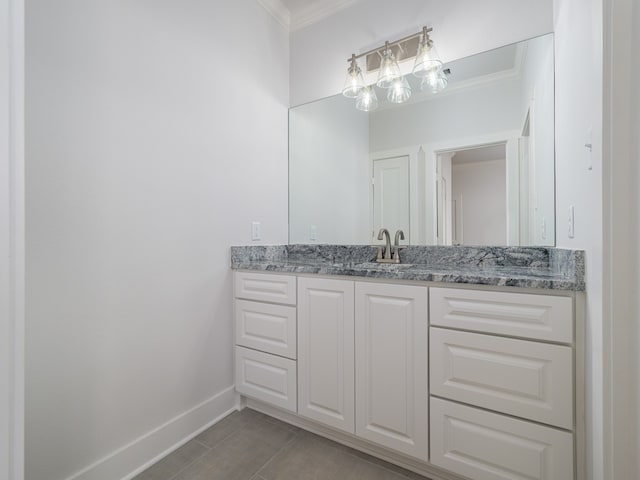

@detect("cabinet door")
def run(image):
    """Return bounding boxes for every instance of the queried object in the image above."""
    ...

[355,282,429,460]
[298,277,355,433]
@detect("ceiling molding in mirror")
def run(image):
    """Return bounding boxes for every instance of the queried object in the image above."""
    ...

[289,33,555,247]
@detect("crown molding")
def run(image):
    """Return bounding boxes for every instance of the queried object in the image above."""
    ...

[290,0,360,32]
[256,0,291,30]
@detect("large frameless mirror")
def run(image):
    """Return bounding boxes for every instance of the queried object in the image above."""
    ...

[289,33,555,246]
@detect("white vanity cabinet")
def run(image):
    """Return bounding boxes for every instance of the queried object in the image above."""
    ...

[429,287,576,480]
[354,282,429,460]
[234,272,298,412]
[234,271,581,480]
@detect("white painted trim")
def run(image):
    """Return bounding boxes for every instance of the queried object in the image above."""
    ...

[602,1,639,479]
[290,0,360,32]
[64,386,237,480]
[1,0,24,478]
[256,0,290,30]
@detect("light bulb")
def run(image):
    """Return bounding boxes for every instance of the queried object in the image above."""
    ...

[376,47,402,88]
[421,70,447,94]
[413,29,443,78]
[356,86,378,111]
[387,76,412,104]
[342,56,365,98]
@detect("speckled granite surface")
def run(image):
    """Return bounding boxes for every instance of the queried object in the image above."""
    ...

[230,245,585,291]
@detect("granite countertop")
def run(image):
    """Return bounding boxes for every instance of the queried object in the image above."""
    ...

[230,245,585,291]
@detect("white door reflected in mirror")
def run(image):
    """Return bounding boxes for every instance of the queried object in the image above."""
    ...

[372,156,410,242]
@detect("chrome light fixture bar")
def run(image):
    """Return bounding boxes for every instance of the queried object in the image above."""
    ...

[342,26,445,111]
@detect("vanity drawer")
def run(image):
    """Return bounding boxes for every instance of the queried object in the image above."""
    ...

[235,300,297,359]
[430,328,573,428]
[430,397,574,480]
[235,272,297,305]
[430,287,573,343]
[235,346,297,413]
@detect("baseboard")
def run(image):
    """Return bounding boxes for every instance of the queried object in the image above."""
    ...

[65,386,238,480]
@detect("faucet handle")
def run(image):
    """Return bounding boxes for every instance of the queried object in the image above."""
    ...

[392,230,406,263]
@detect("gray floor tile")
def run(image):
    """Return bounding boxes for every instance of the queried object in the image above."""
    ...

[174,422,296,480]
[137,408,432,480]
[133,439,210,480]
[194,409,268,449]
[258,430,410,480]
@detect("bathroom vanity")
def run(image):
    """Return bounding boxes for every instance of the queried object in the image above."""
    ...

[230,245,585,480]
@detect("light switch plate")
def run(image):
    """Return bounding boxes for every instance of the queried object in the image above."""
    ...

[568,206,575,239]
[251,221,261,241]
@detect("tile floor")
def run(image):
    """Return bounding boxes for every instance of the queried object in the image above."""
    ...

[134,408,431,480]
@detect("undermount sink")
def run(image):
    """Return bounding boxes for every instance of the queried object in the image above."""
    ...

[357,262,415,269]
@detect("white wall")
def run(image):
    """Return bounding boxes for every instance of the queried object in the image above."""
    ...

[289,95,369,244]
[369,76,522,152]
[1,0,24,478]
[25,1,289,479]
[452,159,507,245]
[518,34,555,245]
[1,1,12,476]
[553,0,603,479]
[290,0,554,106]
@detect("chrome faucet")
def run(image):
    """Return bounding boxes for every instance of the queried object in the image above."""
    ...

[393,229,405,263]
[377,228,392,261]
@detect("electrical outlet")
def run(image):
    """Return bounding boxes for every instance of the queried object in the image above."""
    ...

[309,225,317,241]
[251,221,261,241]
[541,217,547,240]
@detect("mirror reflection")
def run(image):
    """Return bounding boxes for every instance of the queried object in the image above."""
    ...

[289,34,555,246]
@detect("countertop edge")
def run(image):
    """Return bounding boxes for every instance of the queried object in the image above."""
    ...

[230,261,585,292]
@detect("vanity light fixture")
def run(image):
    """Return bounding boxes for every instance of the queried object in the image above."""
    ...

[412,26,443,78]
[342,54,366,98]
[343,25,445,111]
[356,86,379,111]
[421,69,448,94]
[387,76,412,103]
[376,42,402,88]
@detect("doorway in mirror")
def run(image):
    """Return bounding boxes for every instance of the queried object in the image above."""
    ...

[437,144,507,246]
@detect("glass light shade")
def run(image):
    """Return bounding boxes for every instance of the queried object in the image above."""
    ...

[342,63,366,98]
[355,86,378,111]
[387,76,412,103]
[421,70,448,94]
[376,49,402,88]
[412,40,443,78]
